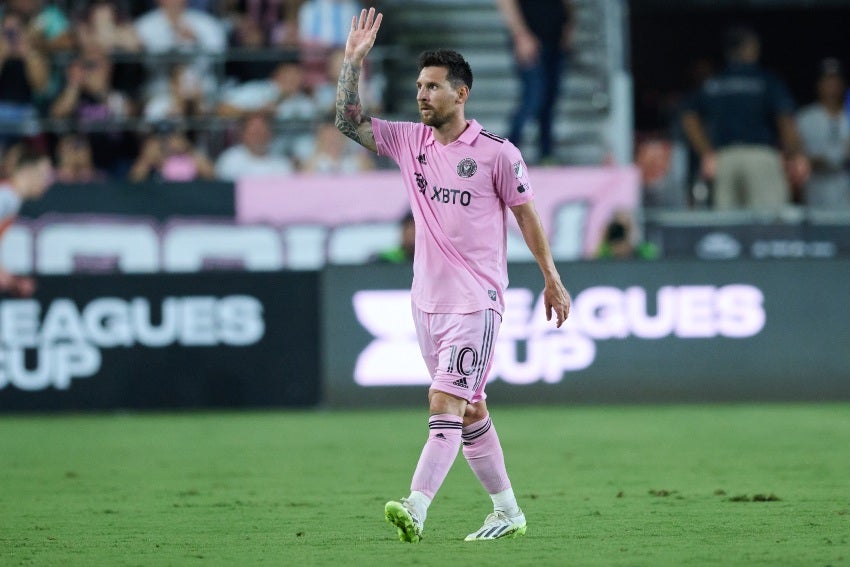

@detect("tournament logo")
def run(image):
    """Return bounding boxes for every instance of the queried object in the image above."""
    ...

[457,158,477,178]
[512,161,524,179]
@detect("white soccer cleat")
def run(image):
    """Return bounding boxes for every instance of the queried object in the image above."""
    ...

[464,510,527,541]
[385,498,424,543]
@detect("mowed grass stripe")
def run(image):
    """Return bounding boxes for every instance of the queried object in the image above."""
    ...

[0,404,848,566]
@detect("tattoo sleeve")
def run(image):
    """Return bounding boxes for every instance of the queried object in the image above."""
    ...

[335,59,377,152]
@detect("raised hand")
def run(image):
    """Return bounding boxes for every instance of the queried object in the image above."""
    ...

[345,7,382,64]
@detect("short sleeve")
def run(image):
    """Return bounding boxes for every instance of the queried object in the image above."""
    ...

[493,142,534,207]
[372,118,416,162]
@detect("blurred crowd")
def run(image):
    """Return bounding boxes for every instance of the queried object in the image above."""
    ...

[638,25,850,211]
[0,0,381,182]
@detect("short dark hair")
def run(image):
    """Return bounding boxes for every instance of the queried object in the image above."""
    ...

[418,49,473,90]
[723,25,758,60]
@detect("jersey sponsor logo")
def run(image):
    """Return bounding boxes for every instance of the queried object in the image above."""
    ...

[517,183,529,194]
[417,153,427,165]
[429,186,472,206]
[512,161,524,179]
[457,158,477,178]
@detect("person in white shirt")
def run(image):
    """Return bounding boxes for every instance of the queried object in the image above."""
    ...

[134,0,226,96]
[217,61,317,120]
[796,58,850,208]
[215,113,294,180]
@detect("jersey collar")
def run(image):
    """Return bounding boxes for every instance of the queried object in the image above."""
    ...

[425,119,483,147]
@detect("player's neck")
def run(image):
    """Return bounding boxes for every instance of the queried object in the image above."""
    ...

[430,116,469,146]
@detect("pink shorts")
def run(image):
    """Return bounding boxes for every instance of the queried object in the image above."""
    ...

[412,305,501,404]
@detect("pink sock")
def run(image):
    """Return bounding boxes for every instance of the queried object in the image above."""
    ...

[410,414,463,500]
[462,414,512,494]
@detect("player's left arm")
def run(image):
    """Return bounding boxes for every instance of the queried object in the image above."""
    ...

[510,201,571,327]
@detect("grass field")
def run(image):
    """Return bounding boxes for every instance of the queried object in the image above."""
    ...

[1,404,849,566]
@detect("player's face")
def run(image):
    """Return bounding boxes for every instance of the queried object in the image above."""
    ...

[416,66,464,128]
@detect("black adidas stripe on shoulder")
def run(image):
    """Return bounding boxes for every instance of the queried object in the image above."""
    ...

[480,129,505,144]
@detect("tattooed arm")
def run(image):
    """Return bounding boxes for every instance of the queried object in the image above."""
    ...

[335,59,377,152]
[335,8,383,153]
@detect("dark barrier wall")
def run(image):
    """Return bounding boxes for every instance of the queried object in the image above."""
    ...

[0,272,319,411]
[322,259,850,407]
[19,181,235,221]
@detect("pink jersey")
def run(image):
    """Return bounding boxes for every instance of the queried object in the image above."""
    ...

[373,118,533,314]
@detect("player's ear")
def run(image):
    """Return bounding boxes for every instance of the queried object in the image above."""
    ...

[455,85,469,104]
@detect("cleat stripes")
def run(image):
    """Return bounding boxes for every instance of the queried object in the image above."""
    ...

[464,510,527,541]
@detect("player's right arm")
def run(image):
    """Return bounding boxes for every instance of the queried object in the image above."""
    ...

[335,8,383,153]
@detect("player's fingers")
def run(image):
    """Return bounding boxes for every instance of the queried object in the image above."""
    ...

[357,8,366,29]
[365,7,375,27]
[545,301,553,321]
[373,12,383,32]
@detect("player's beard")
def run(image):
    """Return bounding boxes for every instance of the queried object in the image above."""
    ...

[419,107,448,128]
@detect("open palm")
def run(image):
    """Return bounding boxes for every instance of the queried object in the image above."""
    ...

[345,7,383,63]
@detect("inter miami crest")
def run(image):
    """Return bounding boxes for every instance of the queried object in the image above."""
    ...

[457,158,477,178]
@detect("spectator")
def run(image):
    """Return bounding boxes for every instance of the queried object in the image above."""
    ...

[129,126,215,182]
[54,133,106,183]
[75,0,143,53]
[134,0,226,97]
[301,120,374,174]
[214,113,294,180]
[1,0,73,53]
[496,0,574,165]
[49,49,137,176]
[297,0,361,86]
[222,0,295,83]
[74,0,146,97]
[144,62,208,122]
[0,10,50,144]
[217,61,317,120]
[0,146,52,297]
[297,0,360,49]
[681,26,809,210]
[596,212,659,261]
[796,58,850,209]
[372,211,415,264]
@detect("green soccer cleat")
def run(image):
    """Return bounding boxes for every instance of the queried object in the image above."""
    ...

[464,510,527,541]
[384,499,423,543]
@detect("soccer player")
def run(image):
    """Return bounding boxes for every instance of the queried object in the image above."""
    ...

[335,9,571,543]
[0,147,53,297]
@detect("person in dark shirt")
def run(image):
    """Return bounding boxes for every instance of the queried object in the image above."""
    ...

[497,0,573,165]
[0,10,49,145]
[681,26,809,210]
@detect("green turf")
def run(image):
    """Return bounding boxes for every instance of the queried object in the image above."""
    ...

[1,404,849,566]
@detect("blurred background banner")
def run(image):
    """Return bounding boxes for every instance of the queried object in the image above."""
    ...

[236,166,639,261]
[0,272,320,411]
[322,259,850,408]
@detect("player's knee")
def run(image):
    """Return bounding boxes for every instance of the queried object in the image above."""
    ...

[463,400,488,426]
